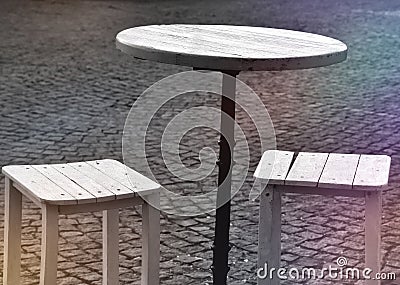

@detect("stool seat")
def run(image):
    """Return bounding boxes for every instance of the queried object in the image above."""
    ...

[254,150,392,285]
[2,159,160,205]
[254,150,391,190]
[2,159,161,285]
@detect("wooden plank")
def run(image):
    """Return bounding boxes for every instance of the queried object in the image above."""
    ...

[2,165,76,205]
[103,209,119,285]
[365,191,382,285]
[39,204,59,285]
[86,160,161,196]
[33,165,97,204]
[68,161,136,199]
[135,25,299,60]
[353,155,391,190]
[318,153,360,189]
[116,24,347,71]
[141,194,160,285]
[254,150,294,184]
[12,182,42,207]
[285,152,329,187]
[59,196,143,215]
[257,185,281,285]
[52,164,116,202]
[3,178,22,285]
[277,185,365,198]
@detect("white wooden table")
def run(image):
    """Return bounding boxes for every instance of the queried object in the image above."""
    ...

[116,24,348,285]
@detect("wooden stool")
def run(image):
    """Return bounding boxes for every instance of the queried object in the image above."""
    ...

[254,150,391,285]
[2,159,161,285]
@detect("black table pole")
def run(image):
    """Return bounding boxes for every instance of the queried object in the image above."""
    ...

[212,70,239,285]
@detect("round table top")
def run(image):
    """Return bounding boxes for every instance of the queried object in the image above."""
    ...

[116,24,347,71]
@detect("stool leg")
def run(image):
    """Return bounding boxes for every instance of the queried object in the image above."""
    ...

[141,194,160,285]
[365,191,382,285]
[103,209,119,285]
[3,178,22,285]
[40,204,59,285]
[258,185,281,285]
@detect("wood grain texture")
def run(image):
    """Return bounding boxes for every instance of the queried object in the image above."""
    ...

[256,151,391,192]
[257,186,281,285]
[285,152,329,187]
[365,191,382,285]
[116,24,347,71]
[2,159,161,205]
[276,185,366,198]
[3,178,22,285]
[103,209,119,285]
[141,193,160,285]
[2,165,76,205]
[68,161,136,200]
[33,164,97,204]
[86,159,160,196]
[318,153,360,189]
[254,150,294,184]
[39,204,59,285]
[353,155,391,190]
[51,164,116,203]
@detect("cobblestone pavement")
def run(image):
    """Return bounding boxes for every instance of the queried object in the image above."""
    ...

[1,0,400,284]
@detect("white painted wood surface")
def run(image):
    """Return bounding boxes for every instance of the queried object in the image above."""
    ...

[365,191,382,285]
[59,197,143,215]
[87,159,160,196]
[40,204,59,285]
[255,151,391,191]
[257,186,281,285]
[256,150,389,285]
[318,153,360,189]
[254,150,294,184]
[52,163,116,202]
[353,155,391,190]
[68,161,135,199]
[141,193,160,285]
[285,152,329,187]
[33,164,97,203]
[3,178,22,285]
[2,165,76,205]
[2,159,161,205]
[103,209,119,285]
[3,160,162,285]
[116,25,347,71]
[276,185,365,198]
